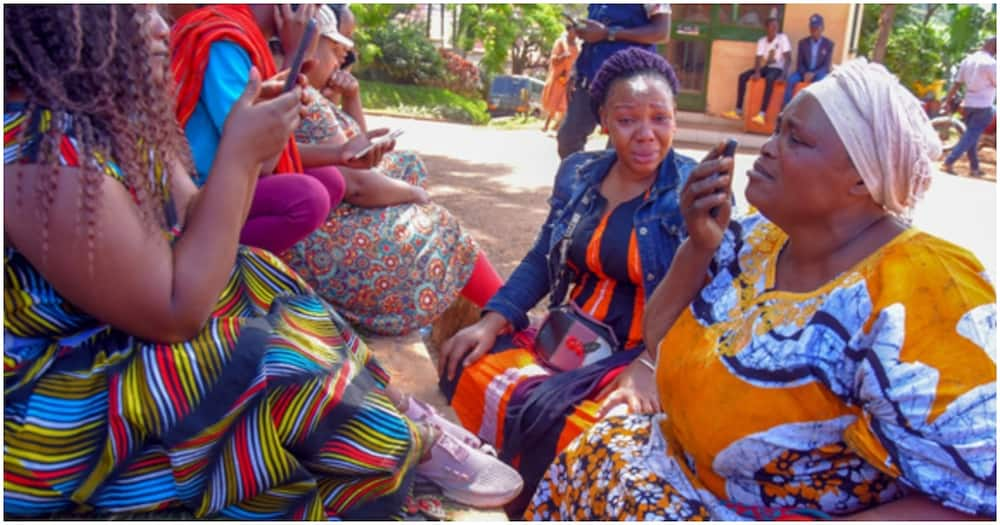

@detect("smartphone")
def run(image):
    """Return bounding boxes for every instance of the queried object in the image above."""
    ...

[562,12,584,29]
[710,139,739,218]
[351,129,405,160]
[341,50,357,71]
[282,19,317,92]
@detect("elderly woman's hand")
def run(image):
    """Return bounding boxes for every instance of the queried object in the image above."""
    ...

[681,142,735,253]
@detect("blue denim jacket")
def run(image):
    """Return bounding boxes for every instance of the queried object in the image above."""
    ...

[485,149,695,331]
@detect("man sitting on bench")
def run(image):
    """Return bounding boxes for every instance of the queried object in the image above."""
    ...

[782,14,834,108]
[723,15,791,125]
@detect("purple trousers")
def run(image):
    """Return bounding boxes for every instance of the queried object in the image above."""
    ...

[239,166,346,254]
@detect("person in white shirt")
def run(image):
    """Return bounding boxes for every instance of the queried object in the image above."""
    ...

[942,36,996,177]
[723,16,792,124]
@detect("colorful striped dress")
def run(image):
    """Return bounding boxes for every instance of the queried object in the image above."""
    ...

[3,108,422,519]
[442,191,648,513]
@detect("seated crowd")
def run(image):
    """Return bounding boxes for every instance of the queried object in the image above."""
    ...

[3,4,995,522]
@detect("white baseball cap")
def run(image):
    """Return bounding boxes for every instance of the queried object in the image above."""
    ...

[315,6,354,49]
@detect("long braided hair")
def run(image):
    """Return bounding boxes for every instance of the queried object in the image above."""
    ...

[4,4,192,266]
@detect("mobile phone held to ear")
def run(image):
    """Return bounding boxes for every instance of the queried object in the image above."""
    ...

[283,19,317,93]
[710,139,738,218]
[351,129,405,160]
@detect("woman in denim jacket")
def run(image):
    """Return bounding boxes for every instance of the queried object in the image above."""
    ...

[436,49,727,517]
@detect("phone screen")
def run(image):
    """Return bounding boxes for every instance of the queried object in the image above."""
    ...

[351,130,403,160]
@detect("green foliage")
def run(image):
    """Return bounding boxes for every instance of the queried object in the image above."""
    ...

[857,4,996,93]
[349,4,413,65]
[510,4,565,75]
[360,80,490,125]
[452,4,566,75]
[355,24,447,86]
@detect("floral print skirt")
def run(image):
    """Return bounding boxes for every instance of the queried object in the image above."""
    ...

[283,151,478,335]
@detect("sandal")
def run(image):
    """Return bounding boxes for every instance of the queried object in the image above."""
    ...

[404,494,446,520]
[415,426,523,509]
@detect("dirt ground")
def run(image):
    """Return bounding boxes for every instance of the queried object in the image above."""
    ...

[949,145,996,181]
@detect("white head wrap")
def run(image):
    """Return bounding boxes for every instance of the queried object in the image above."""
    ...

[802,58,942,216]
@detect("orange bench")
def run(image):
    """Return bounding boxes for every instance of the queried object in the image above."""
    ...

[742,79,813,135]
[743,77,786,135]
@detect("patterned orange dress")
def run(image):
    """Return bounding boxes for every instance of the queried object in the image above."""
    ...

[541,33,580,116]
[284,88,479,335]
[527,213,996,520]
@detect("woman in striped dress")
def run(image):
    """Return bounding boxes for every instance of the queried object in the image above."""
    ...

[3,5,519,519]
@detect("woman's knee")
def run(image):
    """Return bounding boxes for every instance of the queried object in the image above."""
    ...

[304,166,347,208]
[270,175,332,233]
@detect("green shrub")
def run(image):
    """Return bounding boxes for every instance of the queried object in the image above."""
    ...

[355,24,446,86]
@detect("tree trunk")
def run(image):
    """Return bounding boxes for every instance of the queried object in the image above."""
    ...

[922,4,939,26]
[452,5,459,49]
[426,3,433,38]
[872,5,896,63]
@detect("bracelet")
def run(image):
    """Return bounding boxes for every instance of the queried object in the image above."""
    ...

[638,356,656,371]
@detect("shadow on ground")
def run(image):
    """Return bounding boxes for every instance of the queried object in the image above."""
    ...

[421,154,553,279]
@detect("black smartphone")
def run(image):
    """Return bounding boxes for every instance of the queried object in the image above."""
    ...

[282,19,317,92]
[341,50,356,71]
[710,139,739,218]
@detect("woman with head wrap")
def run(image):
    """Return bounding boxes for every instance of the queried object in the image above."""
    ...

[527,59,996,521]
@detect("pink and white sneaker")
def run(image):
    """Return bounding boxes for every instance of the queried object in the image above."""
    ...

[415,427,523,508]
[403,396,497,456]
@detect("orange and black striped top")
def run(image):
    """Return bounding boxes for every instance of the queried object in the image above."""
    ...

[566,191,647,349]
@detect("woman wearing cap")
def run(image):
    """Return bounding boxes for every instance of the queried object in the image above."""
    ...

[526,59,995,521]
[283,5,505,338]
[171,4,392,255]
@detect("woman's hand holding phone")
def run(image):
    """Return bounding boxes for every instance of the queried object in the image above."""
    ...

[680,140,736,253]
[337,128,399,169]
[274,4,319,61]
[259,70,312,110]
[220,67,304,173]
